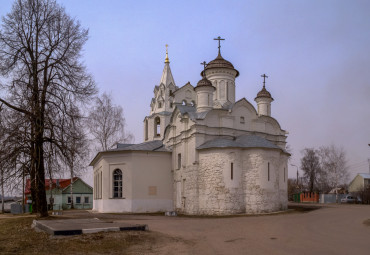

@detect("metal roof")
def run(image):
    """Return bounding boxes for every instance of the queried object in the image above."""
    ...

[359,173,370,179]
[197,135,283,151]
[114,140,170,152]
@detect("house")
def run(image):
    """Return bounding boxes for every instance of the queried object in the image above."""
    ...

[25,177,93,210]
[90,41,290,215]
[348,173,370,193]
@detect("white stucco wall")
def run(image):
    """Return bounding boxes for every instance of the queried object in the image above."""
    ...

[93,151,173,213]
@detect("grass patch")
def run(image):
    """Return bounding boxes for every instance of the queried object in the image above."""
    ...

[0,216,153,254]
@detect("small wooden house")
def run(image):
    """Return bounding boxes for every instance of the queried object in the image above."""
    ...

[25,177,93,210]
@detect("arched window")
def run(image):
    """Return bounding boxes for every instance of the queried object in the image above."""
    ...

[191,100,196,107]
[155,117,160,136]
[113,169,122,198]
[182,100,187,106]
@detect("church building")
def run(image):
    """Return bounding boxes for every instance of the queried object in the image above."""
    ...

[90,39,290,215]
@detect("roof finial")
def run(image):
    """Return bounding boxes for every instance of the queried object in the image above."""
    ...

[200,61,207,77]
[261,74,268,89]
[165,44,170,63]
[214,36,225,55]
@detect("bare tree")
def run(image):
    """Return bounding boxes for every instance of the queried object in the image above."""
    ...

[0,0,96,217]
[319,145,349,202]
[300,148,321,193]
[87,92,133,152]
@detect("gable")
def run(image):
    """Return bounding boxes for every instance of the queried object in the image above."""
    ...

[63,179,93,194]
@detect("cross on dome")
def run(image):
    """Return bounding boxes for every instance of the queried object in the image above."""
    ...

[261,74,268,88]
[214,36,225,55]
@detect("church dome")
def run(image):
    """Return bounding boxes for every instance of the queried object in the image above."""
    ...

[196,76,213,87]
[201,53,239,77]
[255,86,273,99]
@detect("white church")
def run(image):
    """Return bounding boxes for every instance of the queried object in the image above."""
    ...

[90,39,290,215]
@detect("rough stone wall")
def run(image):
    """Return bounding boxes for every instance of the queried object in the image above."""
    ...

[243,149,287,213]
[191,148,288,215]
[197,149,244,215]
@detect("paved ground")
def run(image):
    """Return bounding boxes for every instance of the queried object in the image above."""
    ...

[34,218,148,235]
[3,203,369,254]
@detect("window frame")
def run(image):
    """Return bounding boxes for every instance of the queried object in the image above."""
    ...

[113,169,123,198]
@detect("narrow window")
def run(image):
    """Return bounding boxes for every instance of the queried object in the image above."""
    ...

[100,172,102,199]
[113,169,123,198]
[155,117,160,136]
[158,102,162,108]
[94,175,96,199]
[240,117,245,124]
[268,162,270,181]
[284,167,286,182]
[170,102,173,108]
[76,196,81,204]
[178,153,182,169]
[208,94,210,105]
[231,163,234,180]
[145,119,148,141]
[68,196,71,204]
[84,197,89,204]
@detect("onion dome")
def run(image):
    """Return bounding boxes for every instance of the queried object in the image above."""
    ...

[201,53,239,77]
[256,86,273,99]
[197,76,213,87]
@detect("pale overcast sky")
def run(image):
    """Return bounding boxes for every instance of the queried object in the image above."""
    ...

[1,0,370,183]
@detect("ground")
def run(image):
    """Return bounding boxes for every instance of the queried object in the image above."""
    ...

[0,203,369,254]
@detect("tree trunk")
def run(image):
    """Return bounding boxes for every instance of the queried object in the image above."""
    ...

[70,163,74,209]
[1,167,4,213]
[35,135,48,217]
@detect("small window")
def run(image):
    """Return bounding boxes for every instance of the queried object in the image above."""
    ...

[231,163,234,180]
[84,197,89,204]
[182,100,187,106]
[191,101,196,107]
[113,169,123,198]
[155,117,161,136]
[268,162,270,181]
[76,196,81,204]
[177,153,182,169]
[158,102,162,108]
[170,102,173,108]
[68,196,71,204]
[240,117,245,124]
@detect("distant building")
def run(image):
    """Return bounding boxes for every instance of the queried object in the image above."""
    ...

[348,173,370,193]
[25,177,93,210]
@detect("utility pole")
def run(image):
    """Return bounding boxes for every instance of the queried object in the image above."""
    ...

[291,164,299,187]
[368,144,370,174]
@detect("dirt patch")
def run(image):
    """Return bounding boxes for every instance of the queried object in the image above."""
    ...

[363,219,370,226]
[0,216,187,255]
[288,204,321,213]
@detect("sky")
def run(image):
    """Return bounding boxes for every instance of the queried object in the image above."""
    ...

[1,0,370,185]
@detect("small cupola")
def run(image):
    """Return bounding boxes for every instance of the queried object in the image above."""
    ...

[200,37,239,108]
[255,74,274,116]
[195,61,215,112]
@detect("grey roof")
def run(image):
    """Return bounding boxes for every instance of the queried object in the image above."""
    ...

[176,105,209,120]
[113,140,170,152]
[359,173,370,179]
[197,135,283,151]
